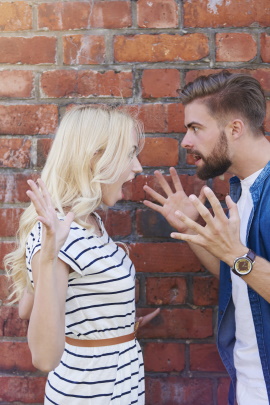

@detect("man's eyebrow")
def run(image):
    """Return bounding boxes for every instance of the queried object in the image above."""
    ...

[185,121,203,129]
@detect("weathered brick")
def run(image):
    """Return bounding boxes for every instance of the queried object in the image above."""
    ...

[217,378,231,405]
[38,2,91,30]
[90,1,132,28]
[144,342,185,372]
[146,276,187,305]
[193,276,219,306]
[139,137,179,167]
[0,376,46,403]
[0,105,58,135]
[0,341,35,371]
[136,307,213,339]
[37,138,53,167]
[0,138,31,168]
[0,2,32,31]
[136,209,175,237]
[135,277,140,303]
[0,242,16,269]
[212,173,232,201]
[145,376,213,405]
[137,0,178,28]
[190,343,225,372]
[142,69,180,98]
[0,274,10,303]
[167,103,186,133]
[40,70,77,98]
[114,33,209,62]
[0,71,34,98]
[130,242,201,273]
[183,0,270,28]
[0,208,24,238]
[0,306,28,337]
[261,33,270,63]
[0,36,56,64]
[63,35,105,65]
[0,172,38,203]
[98,209,132,237]
[216,33,257,62]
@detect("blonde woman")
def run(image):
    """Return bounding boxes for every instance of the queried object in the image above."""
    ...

[5,105,159,404]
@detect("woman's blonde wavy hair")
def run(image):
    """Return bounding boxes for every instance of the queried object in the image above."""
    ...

[5,105,144,303]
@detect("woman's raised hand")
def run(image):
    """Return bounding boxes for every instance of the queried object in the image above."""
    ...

[26,179,74,260]
[143,167,206,233]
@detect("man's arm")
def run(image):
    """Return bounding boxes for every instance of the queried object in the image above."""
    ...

[171,186,270,303]
[143,167,220,277]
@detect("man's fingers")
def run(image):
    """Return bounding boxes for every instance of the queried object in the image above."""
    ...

[203,187,226,218]
[154,170,173,197]
[170,167,184,193]
[225,195,239,221]
[143,185,166,205]
[175,209,205,234]
[142,199,164,214]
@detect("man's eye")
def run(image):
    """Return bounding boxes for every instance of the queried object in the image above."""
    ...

[193,127,198,133]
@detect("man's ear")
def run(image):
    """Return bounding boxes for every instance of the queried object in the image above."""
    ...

[226,119,245,140]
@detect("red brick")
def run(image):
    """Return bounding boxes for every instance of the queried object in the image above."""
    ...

[144,342,185,372]
[114,33,209,62]
[136,308,213,339]
[137,104,167,133]
[137,0,178,28]
[135,277,140,303]
[37,138,53,167]
[193,276,219,306]
[0,306,28,337]
[212,172,232,201]
[63,35,105,65]
[0,2,32,31]
[0,172,38,203]
[0,242,16,269]
[98,209,132,237]
[0,341,35,371]
[0,208,24,238]
[90,1,132,28]
[40,70,77,98]
[0,36,56,64]
[183,0,270,28]
[0,275,10,303]
[139,137,179,167]
[216,33,257,62]
[167,103,186,133]
[145,376,213,405]
[0,71,33,98]
[130,242,201,273]
[79,70,132,97]
[38,2,91,30]
[0,138,31,168]
[142,69,180,98]
[217,378,231,405]
[190,343,225,372]
[261,33,270,63]
[0,376,46,403]
[0,105,58,135]
[146,277,187,305]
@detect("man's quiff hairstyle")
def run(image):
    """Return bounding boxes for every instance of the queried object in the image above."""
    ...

[180,71,266,135]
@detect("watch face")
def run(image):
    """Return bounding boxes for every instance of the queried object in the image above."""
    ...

[235,258,252,274]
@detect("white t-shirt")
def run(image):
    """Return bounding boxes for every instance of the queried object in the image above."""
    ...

[231,168,268,403]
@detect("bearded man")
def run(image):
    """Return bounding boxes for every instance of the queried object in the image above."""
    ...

[144,71,270,405]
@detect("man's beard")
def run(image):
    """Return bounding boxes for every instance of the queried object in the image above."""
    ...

[188,130,232,180]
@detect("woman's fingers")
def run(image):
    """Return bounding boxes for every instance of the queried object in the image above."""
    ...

[138,308,160,328]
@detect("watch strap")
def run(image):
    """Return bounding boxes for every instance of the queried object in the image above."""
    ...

[246,249,256,263]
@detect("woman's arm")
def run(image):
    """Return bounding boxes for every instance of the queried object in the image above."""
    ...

[19,288,34,320]
[26,179,74,372]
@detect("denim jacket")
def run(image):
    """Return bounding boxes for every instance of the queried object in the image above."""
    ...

[217,161,270,405]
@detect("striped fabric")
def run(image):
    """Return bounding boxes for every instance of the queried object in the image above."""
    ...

[26,213,145,404]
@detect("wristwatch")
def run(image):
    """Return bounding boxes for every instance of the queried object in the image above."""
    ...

[232,249,256,276]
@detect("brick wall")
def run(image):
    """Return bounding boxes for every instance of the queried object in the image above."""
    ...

[0,0,269,404]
